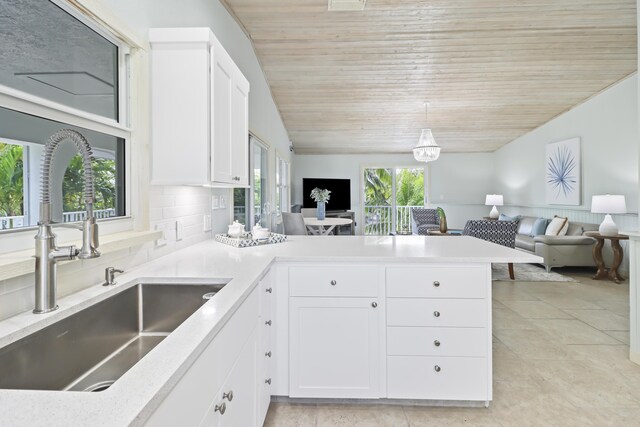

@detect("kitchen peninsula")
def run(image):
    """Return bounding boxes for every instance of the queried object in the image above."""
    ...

[0,235,540,426]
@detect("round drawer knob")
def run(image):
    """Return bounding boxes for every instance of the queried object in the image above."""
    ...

[265,287,273,293]
[223,390,234,401]
[265,320,272,326]
[371,302,378,308]
[434,340,441,347]
[433,281,440,287]
[330,280,337,286]
[433,311,441,318]
[265,351,272,358]
[265,378,272,385]
[215,402,226,414]
[434,365,441,373]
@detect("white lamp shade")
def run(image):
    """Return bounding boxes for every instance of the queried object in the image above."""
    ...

[485,194,503,206]
[591,195,626,214]
[413,129,441,162]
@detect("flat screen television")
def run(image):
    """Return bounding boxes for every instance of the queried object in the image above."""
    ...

[302,178,351,211]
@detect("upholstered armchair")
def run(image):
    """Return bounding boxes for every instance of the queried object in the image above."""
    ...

[411,208,440,235]
[463,219,519,279]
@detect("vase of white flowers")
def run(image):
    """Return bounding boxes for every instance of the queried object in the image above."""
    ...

[310,187,331,220]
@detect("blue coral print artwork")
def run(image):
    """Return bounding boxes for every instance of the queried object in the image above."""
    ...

[545,138,581,205]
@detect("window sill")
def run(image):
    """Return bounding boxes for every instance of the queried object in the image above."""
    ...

[0,230,162,282]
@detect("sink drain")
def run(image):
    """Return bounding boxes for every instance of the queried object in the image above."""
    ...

[85,380,115,392]
[202,292,217,300]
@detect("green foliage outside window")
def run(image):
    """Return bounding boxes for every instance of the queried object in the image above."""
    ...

[395,168,424,206]
[364,167,425,235]
[364,168,392,206]
[63,154,116,212]
[0,142,24,217]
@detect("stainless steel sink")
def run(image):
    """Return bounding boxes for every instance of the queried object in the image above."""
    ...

[0,282,228,392]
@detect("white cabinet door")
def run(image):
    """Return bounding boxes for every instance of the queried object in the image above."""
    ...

[150,32,210,185]
[230,76,249,186]
[145,286,259,427]
[289,297,380,398]
[200,327,258,427]
[211,44,234,184]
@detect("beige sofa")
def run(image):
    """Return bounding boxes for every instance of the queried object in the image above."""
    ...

[514,216,597,272]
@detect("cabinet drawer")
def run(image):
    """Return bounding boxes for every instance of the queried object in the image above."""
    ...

[387,298,487,327]
[387,327,487,357]
[387,356,489,401]
[386,266,487,298]
[289,265,378,297]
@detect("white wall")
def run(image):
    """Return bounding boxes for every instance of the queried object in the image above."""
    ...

[495,74,638,223]
[428,152,496,228]
[291,153,494,232]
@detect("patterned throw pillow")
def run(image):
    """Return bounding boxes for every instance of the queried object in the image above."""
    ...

[545,216,569,236]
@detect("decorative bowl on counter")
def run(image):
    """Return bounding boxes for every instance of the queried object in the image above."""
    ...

[215,232,287,248]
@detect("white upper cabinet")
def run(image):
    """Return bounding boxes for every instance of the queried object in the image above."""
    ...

[150,28,250,186]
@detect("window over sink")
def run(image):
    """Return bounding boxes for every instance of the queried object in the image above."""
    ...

[0,0,131,232]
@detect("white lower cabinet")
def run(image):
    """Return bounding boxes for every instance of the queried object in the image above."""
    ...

[199,327,258,427]
[146,261,492,427]
[144,288,259,427]
[289,297,380,398]
[385,264,492,404]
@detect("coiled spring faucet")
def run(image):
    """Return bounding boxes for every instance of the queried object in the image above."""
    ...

[34,129,100,314]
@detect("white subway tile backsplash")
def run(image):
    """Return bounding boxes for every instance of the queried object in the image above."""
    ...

[153,195,177,208]
[0,285,34,320]
[149,208,163,221]
[162,204,206,220]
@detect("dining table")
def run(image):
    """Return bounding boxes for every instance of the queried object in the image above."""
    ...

[303,217,353,236]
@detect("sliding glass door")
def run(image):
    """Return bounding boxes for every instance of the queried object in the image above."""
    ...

[363,167,426,235]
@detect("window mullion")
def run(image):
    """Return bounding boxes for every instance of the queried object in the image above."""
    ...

[391,168,397,234]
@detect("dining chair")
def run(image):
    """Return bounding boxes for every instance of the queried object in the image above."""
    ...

[300,208,317,218]
[282,212,308,235]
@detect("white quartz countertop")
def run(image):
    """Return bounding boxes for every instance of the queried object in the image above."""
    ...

[0,235,541,426]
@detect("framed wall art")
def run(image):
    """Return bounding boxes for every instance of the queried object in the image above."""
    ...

[545,137,581,205]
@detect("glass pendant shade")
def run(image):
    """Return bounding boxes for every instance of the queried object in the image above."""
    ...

[413,129,441,162]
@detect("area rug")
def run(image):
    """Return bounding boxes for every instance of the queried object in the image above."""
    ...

[492,263,577,282]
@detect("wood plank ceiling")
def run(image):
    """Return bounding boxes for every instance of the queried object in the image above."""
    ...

[223,0,637,154]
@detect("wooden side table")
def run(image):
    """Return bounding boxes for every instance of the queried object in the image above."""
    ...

[584,231,629,284]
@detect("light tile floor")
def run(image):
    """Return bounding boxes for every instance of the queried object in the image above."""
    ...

[264,267,640,426]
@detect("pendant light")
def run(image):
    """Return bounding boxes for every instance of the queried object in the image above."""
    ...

[413,103,441,162]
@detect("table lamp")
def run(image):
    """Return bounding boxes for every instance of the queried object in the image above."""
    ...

[485,194,503,219]
[591,195,626,236]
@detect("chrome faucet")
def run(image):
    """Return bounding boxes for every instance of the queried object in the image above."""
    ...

[34,129,100,314]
